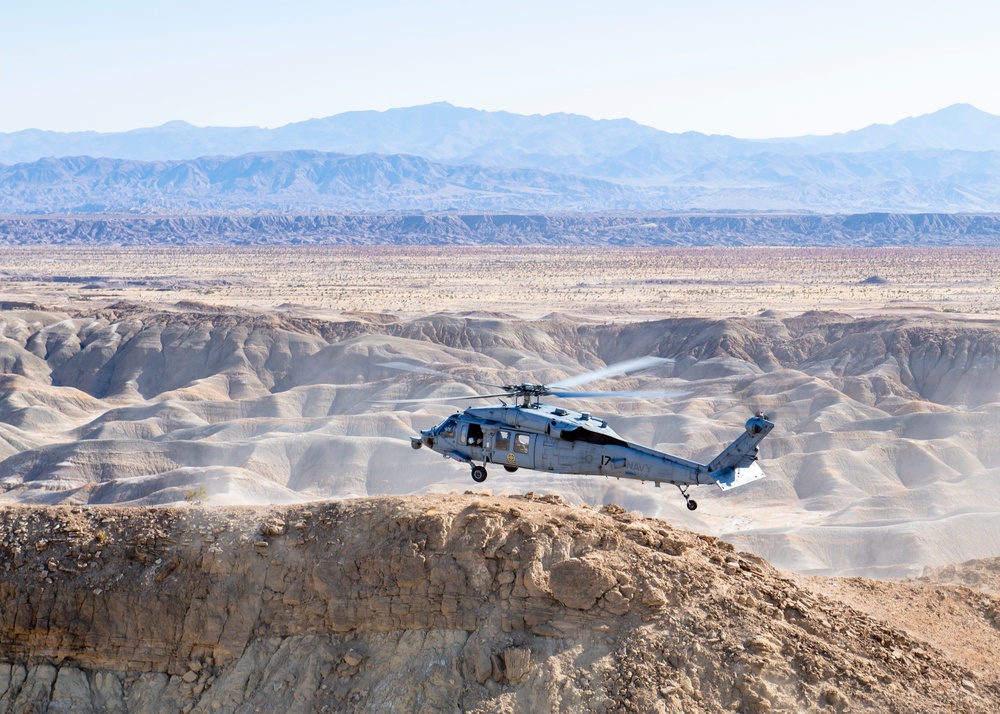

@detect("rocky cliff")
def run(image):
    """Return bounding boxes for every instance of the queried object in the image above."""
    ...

[0,494,997,713]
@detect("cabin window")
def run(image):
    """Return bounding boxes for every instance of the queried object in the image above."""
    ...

[514,433,531,454]
[495,430,510,450]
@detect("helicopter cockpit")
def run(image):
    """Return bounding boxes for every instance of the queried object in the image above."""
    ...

[436,419,457,438]
[413,418,456,450]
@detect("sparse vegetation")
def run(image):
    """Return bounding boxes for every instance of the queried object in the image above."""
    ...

[185,487,208,503]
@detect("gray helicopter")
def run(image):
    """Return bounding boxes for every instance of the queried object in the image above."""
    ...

[377,356,774,511]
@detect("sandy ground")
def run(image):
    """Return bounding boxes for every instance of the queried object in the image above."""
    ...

[3,245,1000,319]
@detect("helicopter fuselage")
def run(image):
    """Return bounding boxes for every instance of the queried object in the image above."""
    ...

[411,403,774,497]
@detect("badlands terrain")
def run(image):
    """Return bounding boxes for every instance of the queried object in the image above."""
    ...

[2,245,1000,710]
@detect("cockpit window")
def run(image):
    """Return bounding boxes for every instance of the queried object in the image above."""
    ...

[439,420,456,438]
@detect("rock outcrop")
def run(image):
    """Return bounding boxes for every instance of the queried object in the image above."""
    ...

[0,494,997,712]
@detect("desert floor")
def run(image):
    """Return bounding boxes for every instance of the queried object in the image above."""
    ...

[3,245,1000,318]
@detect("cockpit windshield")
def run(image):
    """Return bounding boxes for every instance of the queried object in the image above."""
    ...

[437,419,457,438]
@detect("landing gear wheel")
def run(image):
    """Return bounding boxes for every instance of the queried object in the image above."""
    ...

[677,485,697,511]
[471,465,488,483]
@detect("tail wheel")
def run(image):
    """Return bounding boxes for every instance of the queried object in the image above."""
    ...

[471,465,488,483]
[677,485,697,511]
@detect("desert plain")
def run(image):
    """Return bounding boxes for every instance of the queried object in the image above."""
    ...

[4,244,1000,318]
[3,244,1000,711]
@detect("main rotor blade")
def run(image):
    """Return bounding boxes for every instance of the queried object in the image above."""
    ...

[378,361,508,390]
[547,356,673,390]
[368,392,513,404]
[548,389,686,400]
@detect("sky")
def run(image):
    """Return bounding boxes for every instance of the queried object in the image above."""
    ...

[2,0,999,137]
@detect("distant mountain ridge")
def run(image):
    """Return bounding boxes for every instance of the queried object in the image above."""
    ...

[4,102,1000,166]
[2,147,1000,214]
[0,103,677,167]
[3,103,1000,213]
[783,104,1000,154]
[0,151,644,213]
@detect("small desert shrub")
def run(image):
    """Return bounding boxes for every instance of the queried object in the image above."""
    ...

[185,487,208,503]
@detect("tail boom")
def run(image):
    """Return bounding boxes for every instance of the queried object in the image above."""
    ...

[706,414,774,491]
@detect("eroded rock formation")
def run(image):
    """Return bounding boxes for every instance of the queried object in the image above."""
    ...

[0,495,997,712]
[4,306,1000,579]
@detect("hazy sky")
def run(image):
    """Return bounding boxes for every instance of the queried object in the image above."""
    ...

[2,0,998,137]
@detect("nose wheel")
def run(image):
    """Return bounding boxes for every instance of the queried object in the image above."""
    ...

[677,485,698,511]
[471,465,488,483]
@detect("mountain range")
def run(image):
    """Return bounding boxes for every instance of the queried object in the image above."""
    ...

[6,102,1000,165]
[2,102,1000,213]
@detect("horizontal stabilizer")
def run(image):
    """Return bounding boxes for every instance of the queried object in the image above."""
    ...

[710,462,766,491]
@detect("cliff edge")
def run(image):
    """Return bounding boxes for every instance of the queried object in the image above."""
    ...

[0,494,997,713]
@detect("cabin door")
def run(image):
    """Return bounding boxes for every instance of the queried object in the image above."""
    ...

[491,428,535,470]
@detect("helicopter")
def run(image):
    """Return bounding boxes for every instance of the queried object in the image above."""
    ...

[376,356,774,511]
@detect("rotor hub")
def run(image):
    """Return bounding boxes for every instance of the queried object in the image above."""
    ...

[502,383,551,406]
